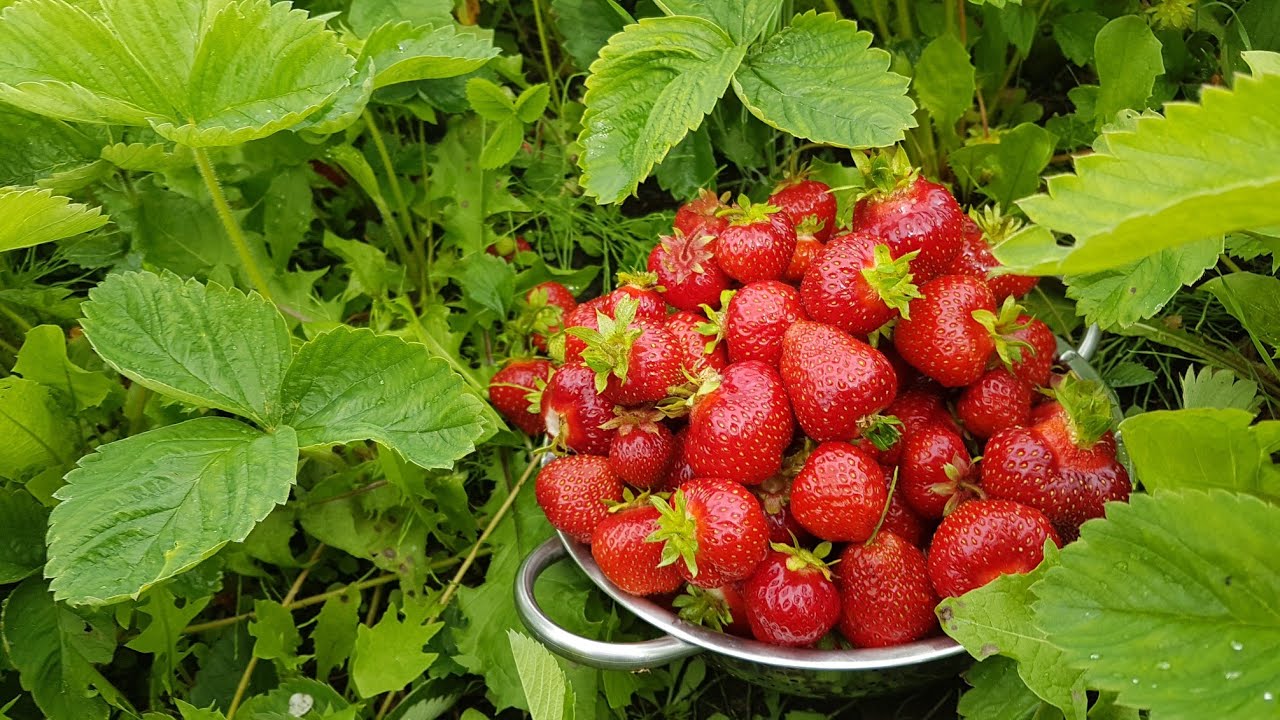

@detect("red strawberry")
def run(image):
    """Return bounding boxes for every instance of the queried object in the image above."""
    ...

[743,544,841,647]
[603,408,676,488]
[678,361,794,485]
[836,532,939,647]
[524,282,577,353]
[953,210,1038,302]
[674,189,729,239]
[721,281,807,367]
[541,363,615,455]
[592,503,683,596]
[800,233,921,336]
[665,310,728,376]
[609,272,668,323]
[790,442,888,542]
[569,299,683,405]
[895,274,1023,387]
[881,491,928,547]
[874,383,957,466]
[899,425,978,519]
[852,150,964,282]
[1008,315,1056,388]
[488,358,554,436]
[716,199,797,283]
[769,178,837,242]
[648,230,732,313]
[673,583,751,637]
[784,234,824,284]
[927,499,1060,597]
[779,321,897,444]
[755,472,811,546]
[667,428,697,487]
[956,368,1034,439]
[649,477,770,587]
[559,297,607,364]
[535,455,624,543]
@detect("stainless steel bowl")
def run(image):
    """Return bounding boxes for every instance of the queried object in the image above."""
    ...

[515,326,1111,698]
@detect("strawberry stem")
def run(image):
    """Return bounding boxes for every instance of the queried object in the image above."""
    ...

[861,244,922,318]
[865,466,900,545]
[672,585,735,632]
[647,490,700,576]
[771,540,836,582]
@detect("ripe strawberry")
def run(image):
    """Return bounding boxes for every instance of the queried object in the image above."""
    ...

[720,282,807,367]
[779,321,897,444]
[852,150,964,282]
[836,532,939,647]
[648,230,732,313]
[674,189,729,239]
[953,209,1038,302]
[956,368,1033,439]
[755,472,811,546]
[559,297,607,364]
[665,310,728,376]
[768,178,837,242]
[678,361,794,485]
[524,281,577,353]
[800,233,921,336]
[899,425,978,519]
[608,272,668,323]
[569,299,683,405]
[673,583,750,637]
[535,455,624,543]
[1008,315,1056,388]
[592,503,683,596]
[667,428,697,487]
[790,442,888,542]
[488,358,553,436]
[716,198,797,283]
[881,491,928,547]
[603,408,676,488]
[784,233,824,284]
[541,363,615,455]
[874,383,957,466]
[743,545,841,647]
[927,499,1060,598]
[649,477,770,588]
[895,274,1022,387]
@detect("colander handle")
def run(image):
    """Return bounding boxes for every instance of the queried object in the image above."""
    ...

[1061,323,1101,363]
[515,538,702,671]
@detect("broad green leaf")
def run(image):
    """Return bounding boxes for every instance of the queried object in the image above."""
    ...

[280,327,487,469]
[479,117,526,170]
[958,657,1062,720]
[0,186,107,252]
[13,325,116,411]
[949,123,1055,208]
[124,587,210,678]
[99,142,189,173]
[1035,491,1280,720]
[514,84,551,124]
[658,0,782,44]
[654,124,716,201]
[133,187,238,277]
[1202,271,1280,354]
[578,16,745,203]
[263,166,315,268]
[914,33,975,129]
[293,59,375,137]
[426,117,529,252]
[1,578,117,720]
[175,700,226,720]
[313,589,360,680]
[808,158,863,227]
[1063,238,1220,330]
[80,271,292,426]
[938,544,1086,719]
[1117,409,1280,501]
[45,418,298,604]
[0,487,47,583]
[0,376,75,479]
[458,251,517,317]
[323,232,405,300]
[731,13,915,152]
[298,475,430,576]
[1180,366,1261,412]
[234,677,350,718]
[1101,361,1156,389]
[0,0,356,146]
[0,105,101,186]
[1093,17,1164,127]
[249,599,302,668]
[996,59,1280,274]
[1052,12,1108,66]
[508,630,574,720]
[550,0,629,70]
[361,21,498,90]
[347,0,453,36]
[466,77,514,121]
[351,599,442,698]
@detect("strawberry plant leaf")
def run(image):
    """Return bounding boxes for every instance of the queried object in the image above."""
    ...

[1093,17,1164,128]
[0,105,102,186]
[480,117,527,170]
[654,125,716,201]
[466,77,515,121]
[351,598,442,698]
[549,0,629,70]
[508,630,575,720]
[13,325,117,412]
[45,418,299,605]
[0,487,48,583]
[234,677,350,718]
[0,376,76,480]
[914,34,975,130]
[658,0,783,44]
[1035,490,1280,720]
[1063,238,1220,330]
[299,475,430,575]
[347,0,454,36]
[515,84,551,124]
[80,271,292,427]
[578,16,746,204]
[0,186,108,252]
[248,599,302,669]
[731,12,916,151]
[312,589,360,680]
[949,123,1056,208]
[994,55,1280,274]
[958,657,1064,720]
[1052,12,1108,67]
[360,21,498,89]
[1202,271,1280,355]
[1180,367,1261,412]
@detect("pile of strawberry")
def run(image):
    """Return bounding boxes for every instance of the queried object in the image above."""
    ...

[489,154,1131,650]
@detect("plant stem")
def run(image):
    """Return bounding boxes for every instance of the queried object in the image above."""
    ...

[365,111,423,281]
[870,0,891,39]
[193,147,274,302]
[398,297,487,393]
[374,692,399,720]
[530,0,561,115]
[123,382,149,437]
[893,0,914,39]
[0,302,32,333]
[821,0,840,16]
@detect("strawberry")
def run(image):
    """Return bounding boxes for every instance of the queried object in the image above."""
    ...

[743,544,841,647]
[894,274,1023,387]
[1008,315,1056,388]
[524,281,577,353]
[899,425,979,519]
[609,272,668,323]
[836,532,939,647]
[755,472,811,546]
[881,491,928,547]
[667,428,697,487]
[674,189,729,239]
[779,321,898,444]
[874,383,957,466]
[488,358,553,436]
[673,583,751,637]
[800,233,921,336]
[790,441,888,542]
[852,149,964,282]
[569,298,683,405]
[927,499,1060,598]
[768,177,837,242]
[592,503,683,596]
[719,282,807,367]
[665,310,728,376]
[649,477,770,588]
[541,363,615,455]
[716,198,797,283]
[535,455,624,543]
[559,297,607,364]
[603,408,676,488]
[784,233,824,284]
[486,234,533,262]
[648,230,732,313]
[953,209,1038,302]
[956,368,1033,439]
[676,361,794,485]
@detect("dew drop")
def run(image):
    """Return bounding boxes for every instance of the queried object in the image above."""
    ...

[1131,678,1140,685]
[1226,671,1242,681]
[1231,641,1244,651]
[1156,661,1171,671]
[1264,692,1274,702]
[1089,653,1101,661]
[1114,561,1129,571]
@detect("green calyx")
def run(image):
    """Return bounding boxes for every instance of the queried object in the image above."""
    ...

[617,270,659,289]
[861,244,922,318]
[859,414,904,452]
[605,486,656,514]
[794,214,826,238]
[972,295,1032,368]
[969,206,1025,247]
[672,585,735,632]
[852,146,918,199]
[1052,372,1115,449]
[697,289,736,354]
[772,539,835,581]
[523,375,548,415]
[567,297,643,394]
[1147,0,1196,29]
[657,367,722,419]
[647,490,701,577]
[719,195,781,226]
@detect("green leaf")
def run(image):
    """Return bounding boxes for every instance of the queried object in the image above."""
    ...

[351,599,443,698]
[1101,361,1157,389]
[996,59,1280,274]
[313,589,360,680]
[13,325,116,412]
[466,77,515,120]
[0,487,48,583]
[234,677,350,718]
[263,166,316,268]
[80,271,292,427]
[654,125,716,201]
[550,0,629,70]
[1093,17,1164,127]
[508,630,575,720]
[578,16,745,203]
[99,142,189,173]
[949,123,1055,208]
[175,700,226,720]
[249,599,302,668]
[1180,366,1261,412]
[1034,490,1280,720]
[45,418,299,605]
[1063,238,1220,330]
[425,117,529,253]
[514,83,551,124]
[1,578,117,720]
[1052,12,1108,67]
[132,187,237,277]
[914,33,976,129]
[280,327,487,469]
[347,0,453,36]
[0,0,355,146]
[323,232,405,300]
[658,0,783,44]
[1117,409,1280,501]
[124,587,210,675]
[299,476,430,575]
[1202,271,1280,355]
[457,252,517,317]
[958,657,1063,720]
[360,21,498,89]
[480,117,527,170]
[0,186,108,252]
[0,105,102,186]
[0,376,75,479]
[731,12,915,152]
